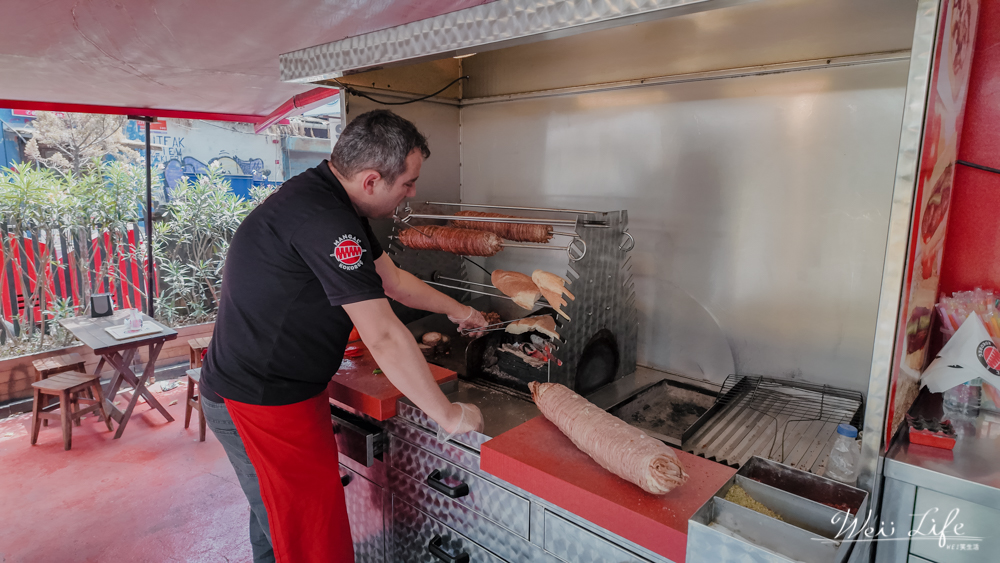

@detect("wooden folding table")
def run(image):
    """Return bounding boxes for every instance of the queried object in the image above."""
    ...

[60,311,179,439]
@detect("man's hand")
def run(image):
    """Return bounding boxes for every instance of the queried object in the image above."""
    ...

[447,305,489,337]
[438,402,484,441]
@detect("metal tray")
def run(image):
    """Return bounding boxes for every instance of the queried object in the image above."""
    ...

[682,375,863,472]
[686,456,868,563]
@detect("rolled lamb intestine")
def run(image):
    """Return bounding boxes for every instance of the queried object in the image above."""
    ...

[452,211,553,243]
[529,382,688,494]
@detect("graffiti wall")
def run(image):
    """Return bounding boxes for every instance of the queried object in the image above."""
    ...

[124,119,284,199]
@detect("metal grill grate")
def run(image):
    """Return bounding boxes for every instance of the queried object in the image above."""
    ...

[681,375,864,474]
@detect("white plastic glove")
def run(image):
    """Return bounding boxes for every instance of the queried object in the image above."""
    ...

[436,403,484,443]
[447,306,488,337]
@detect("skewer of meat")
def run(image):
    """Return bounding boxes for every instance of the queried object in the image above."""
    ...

[398,225,503,257]
[452,211,553,243]
[530,382,688,494]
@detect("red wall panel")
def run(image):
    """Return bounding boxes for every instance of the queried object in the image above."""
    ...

[939,0,1000,297]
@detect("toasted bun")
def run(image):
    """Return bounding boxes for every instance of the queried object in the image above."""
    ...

[532,270,575,301]
[505,315,560,340]
[492,270,540,309]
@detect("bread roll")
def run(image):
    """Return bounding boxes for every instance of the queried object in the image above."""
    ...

[532,270,574,321]
[505,315,560,340]
[491,270,540,310]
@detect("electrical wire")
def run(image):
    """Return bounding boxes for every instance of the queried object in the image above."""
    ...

[958,159,1000,176]
[338,76,468,106]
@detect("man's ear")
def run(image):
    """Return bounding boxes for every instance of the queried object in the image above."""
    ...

[361,171,381,195]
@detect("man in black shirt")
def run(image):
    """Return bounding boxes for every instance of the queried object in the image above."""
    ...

[200,110,486,563]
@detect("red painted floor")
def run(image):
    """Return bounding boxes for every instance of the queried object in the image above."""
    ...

[0,383,252,563]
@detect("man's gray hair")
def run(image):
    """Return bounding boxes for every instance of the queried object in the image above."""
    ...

[330,110,430,185]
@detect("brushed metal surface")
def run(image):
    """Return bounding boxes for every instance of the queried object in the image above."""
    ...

[461,0,916,99]
[876,478,918,563]
[280,0,754,82]
[462,60,908,393]
[390,435,531,538]
[543,509,655,563]
[858,0,941,492]
[392,496,507,563]
[909,487,998,563]
[884,412,1000,513]
[389,468,560,563]
[341,464,386,563]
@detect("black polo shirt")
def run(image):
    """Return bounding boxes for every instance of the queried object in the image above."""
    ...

[200,161,385,406]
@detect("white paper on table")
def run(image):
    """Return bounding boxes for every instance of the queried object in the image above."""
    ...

[921,312,1000,392]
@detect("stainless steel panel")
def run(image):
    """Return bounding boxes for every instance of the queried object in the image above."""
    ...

[341,464,386,563]
[688,497,839,562]
[462,0,916,98]
[909,488,998,563]
[384,415,483,474]
[461,61,908,393]
[394,400,491,451]
[543,509,654,563]
[332,405,385,467]
[687,518,788,563]
[908,555,935,563]
[344,95,462,252]
[858,0,941,493]
[392,496,507,563]
[876,478,917,563]
[389,468,559,563]
[530,502,545,547]
[390,435,531,538]
[884,413,1000,512]
[280,0,754,82]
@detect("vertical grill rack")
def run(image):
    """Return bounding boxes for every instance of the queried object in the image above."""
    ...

[388,201,638,393]
[682,374,864,474]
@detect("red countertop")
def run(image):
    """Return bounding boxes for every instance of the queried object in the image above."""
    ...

[481,416,735,563]
[327,342,457,421]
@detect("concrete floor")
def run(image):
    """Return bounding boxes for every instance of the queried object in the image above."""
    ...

[0,383,252,562]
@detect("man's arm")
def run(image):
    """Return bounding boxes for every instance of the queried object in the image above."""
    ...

[343,297,480,434]
[375,254,486,331]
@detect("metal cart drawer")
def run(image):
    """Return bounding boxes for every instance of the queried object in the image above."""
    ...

[909,488,998,563]
[390,435,530,538]
[543,509,653,563]
[393,496,507,563]
[340,464,386,563]
[332,405,385,467]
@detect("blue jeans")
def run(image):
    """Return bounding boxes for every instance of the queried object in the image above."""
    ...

[202,397,275,563]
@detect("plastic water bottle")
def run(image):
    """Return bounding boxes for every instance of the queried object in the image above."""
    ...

[943,378,981,417]
[825,424,860,486]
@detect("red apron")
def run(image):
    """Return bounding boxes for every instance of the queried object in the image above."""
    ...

[225,394,354,563]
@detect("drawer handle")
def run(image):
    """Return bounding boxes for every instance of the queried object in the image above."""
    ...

[426,469,470,499]
[341,473,351,487]
[428,534,470,563]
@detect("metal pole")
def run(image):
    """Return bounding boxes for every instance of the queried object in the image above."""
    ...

[145,120,154,318]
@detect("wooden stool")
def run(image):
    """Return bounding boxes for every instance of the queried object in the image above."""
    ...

[185,368,206,442]
[32,353,88,427]
[31,372,113,450]
[188,337,212,369]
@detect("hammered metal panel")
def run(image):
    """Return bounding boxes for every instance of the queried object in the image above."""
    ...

[530,502,546,546]
[392,497,507,563]
[389,468,560,563]
[390,435,531,538]
[385,416,483,472]
[341,465,386,563]
[395,401,491,451]
[280,0,728,82]
[543,509,655,563]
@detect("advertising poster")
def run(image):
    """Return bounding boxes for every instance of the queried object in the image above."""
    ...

[885,0,980,448]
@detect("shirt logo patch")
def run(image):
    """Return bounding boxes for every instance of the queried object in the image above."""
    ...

[331,235,366,271]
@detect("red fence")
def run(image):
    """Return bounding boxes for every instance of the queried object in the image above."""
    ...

[0,224,156,327]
